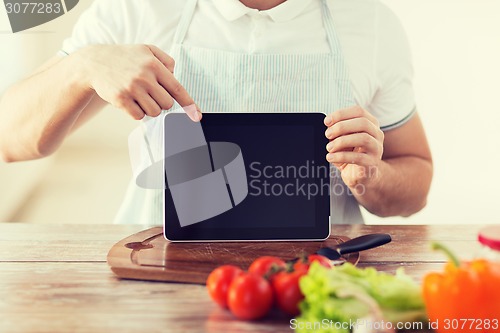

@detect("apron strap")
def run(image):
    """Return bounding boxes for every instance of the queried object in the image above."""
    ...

[321,0,342,55]
[172,0,198,45]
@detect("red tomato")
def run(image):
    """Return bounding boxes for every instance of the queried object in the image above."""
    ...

[206,265,243,308]
[227,273,273,320]
[293,254,331,272]
[272,270,307,316]
[248,256,286,278]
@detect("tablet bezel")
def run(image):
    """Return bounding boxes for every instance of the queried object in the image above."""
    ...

[163,112,331,242]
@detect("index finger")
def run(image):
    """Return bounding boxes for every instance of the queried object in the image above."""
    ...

[147,45,175,73]
[147,45,202,119]
[157,70,195,107]
[155,67,202,121]
[325,106,379,128]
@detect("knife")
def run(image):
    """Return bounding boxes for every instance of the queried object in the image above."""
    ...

[316,233,392,261]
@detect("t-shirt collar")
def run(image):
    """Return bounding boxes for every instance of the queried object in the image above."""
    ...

[212,0,313,22]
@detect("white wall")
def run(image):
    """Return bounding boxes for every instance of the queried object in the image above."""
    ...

[0,4,59,221]
[0,0,134,222]
[364,0,500,224]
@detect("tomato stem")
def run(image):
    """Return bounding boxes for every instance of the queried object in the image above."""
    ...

[263,263,285,280]
[284,261,295,273]
[431,242,460,268]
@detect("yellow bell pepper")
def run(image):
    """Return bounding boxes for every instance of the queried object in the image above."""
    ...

[422,243,500,333]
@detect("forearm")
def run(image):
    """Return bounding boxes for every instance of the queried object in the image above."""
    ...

[0,54,94,162]
[0,44,200,163]
[353,156,433,217]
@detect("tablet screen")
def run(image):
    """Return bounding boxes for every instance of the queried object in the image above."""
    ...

[164,113,330,241]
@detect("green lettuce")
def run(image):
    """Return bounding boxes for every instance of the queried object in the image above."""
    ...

[294,263,426,333]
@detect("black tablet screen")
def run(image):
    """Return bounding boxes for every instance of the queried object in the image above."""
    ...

[164,113,330,241]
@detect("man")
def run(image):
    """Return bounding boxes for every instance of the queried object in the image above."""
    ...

[0,0,432,224]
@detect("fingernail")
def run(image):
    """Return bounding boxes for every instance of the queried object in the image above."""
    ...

[184,104,201,122]
[194,104,202,122]
[194,111,202,122]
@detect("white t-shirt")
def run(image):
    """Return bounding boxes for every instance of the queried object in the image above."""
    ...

[61,0,416,130]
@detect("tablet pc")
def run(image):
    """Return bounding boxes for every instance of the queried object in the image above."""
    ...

[163,112,330,241]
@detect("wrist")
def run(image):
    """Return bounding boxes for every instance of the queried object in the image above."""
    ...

[70,45,101,93]
[347,160,386,196]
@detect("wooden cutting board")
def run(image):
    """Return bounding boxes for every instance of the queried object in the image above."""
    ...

[107,227,359,284]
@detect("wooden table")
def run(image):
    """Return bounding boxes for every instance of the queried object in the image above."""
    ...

[0,223,485,333]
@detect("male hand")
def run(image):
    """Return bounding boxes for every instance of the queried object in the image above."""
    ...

[324,106,384,190]
[76,44,201,121]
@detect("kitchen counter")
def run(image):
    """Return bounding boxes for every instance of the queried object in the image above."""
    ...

[0,223,485,333]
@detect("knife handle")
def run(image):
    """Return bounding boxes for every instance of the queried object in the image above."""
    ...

[337,233,392,255]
